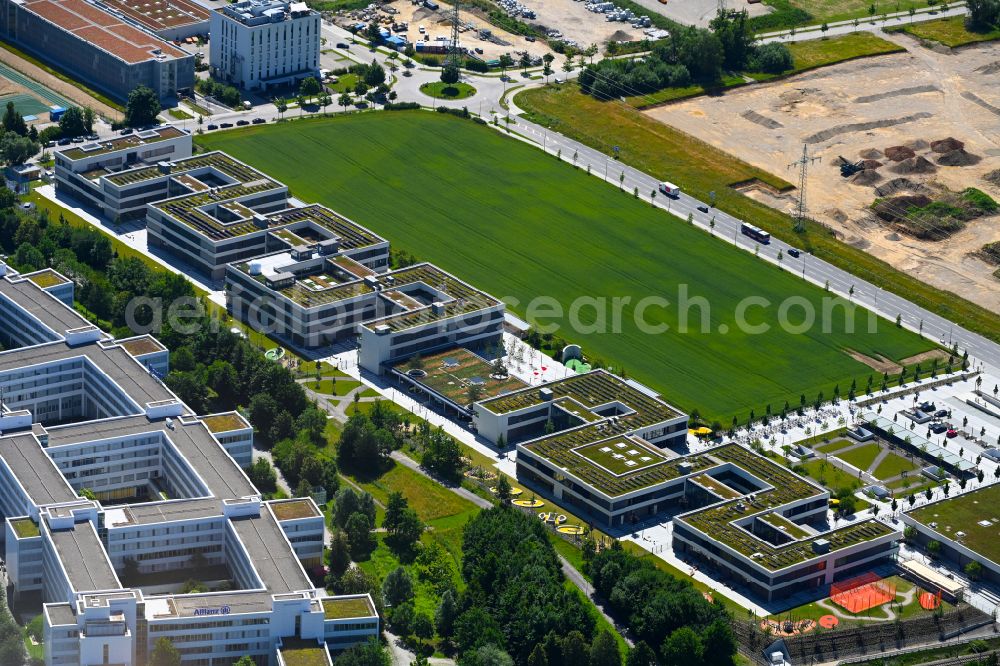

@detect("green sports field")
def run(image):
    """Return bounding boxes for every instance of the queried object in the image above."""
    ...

[199,112,934,421]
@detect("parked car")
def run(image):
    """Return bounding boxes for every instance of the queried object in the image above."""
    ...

[475,47,484,54]
[57,137,71,146]
[219,122,233,128]
[86,133,99,141]
[120,128,133,135]
[787,248,801,258]
[946,429,959,438]
[525,35,536,41]
[930,423,948,434]
[207,124,219,130]
[236,119,249,126]
[252,117,266,124]
[934,409,949,418]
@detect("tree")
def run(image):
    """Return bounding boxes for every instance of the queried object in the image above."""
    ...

[927,540,942,559]
[296,406,328,445]
[529,644,549,666]
[382,566,415,607]
[966,0,1000,29]
[365,61,387,86]
[702,619,736,666]
[590,630,621,666]
[499,53,514,79]
[328,530,352,579]
[333,639,391,666]
[495,474,512,504]
[2,101,26,135]
[296,477,313,498]
[441,63,460,85]
[150,638,182,666]
[125,85,161,127]
[300,76,322,97]
[626,642,657,666]
[460,645,514,666]
[248,457,277,493]
[365,21,382,44]
[334,487,376,528]
[662,627,703,666]
[340,92,353,112]
[345,511,376,558]
[58,107,90,138]
[435,588,459,638]
[275,97,288,119]
[1,133,38,166]
[235,658,256,666]
[965,560,983,580]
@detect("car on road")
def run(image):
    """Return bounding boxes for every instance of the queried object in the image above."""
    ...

[525,35,535,41]
[554,77,563,83]
[220,122,233,128]
[207,124,219,130]
[696,205,709,213]
[336,42,349,48]
[658,182,680,197]
[787,248,801,258]
[236,119,249,126]
[475,47,484,54]
[252,117,266,124]
[403,70,412,76]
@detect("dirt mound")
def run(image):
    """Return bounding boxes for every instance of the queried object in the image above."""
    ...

[936,148,981,166]
[859,148,884,159]
[890,156,937,174]
[904,139,930,151]
[608,29,632,41]
[860,159,884,169]
[825,208,849,223]
[976,61,1000,74]
[874,177,930,197]
[849,169,882,186]
[873,194,933,222]
[931,137,964,153]
[984,169,1000,186]
[884,145,916,161]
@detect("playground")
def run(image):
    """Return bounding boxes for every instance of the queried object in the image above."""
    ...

[0,61,72,120]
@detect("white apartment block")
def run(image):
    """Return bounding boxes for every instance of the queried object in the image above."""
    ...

[210,0,320,91]
[0,263,378,665]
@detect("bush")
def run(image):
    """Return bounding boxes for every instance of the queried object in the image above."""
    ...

[464,58,489,73]
[385,102,421,111]
[748,42,794,74]
[195,78,241,109]
[423,55,441,67]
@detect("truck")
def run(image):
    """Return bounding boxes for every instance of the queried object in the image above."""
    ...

[658,181,680,197]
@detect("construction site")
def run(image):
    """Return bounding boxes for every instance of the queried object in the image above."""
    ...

[647,36,1000,313]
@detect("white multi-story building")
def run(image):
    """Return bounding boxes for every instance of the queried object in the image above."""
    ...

[209,0,320,91]
[0,264,379,665]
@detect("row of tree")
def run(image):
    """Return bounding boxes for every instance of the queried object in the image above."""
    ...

[579,10,792,99]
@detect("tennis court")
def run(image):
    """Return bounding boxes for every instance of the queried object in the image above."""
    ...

[830,573,897,613]
[0,92,50,118]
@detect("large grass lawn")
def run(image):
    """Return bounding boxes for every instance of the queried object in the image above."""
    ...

[798,458,862,493]
[886,15,1000,47]
[200,112,933,421]
[515,85,1000,355]
[908,483,1000,566]
[837,442,882,472]
[872,451,919,480]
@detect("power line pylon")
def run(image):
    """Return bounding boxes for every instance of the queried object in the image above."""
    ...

[788,143,819,233]
[448,1,462,68]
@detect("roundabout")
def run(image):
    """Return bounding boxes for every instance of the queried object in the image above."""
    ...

[419,81,477,100]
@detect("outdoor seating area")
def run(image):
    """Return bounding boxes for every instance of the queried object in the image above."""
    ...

[393,347,526,407]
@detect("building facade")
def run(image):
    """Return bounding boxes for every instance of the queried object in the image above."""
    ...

[209,0,320,91]
[0,264,378,665]
[0,0,194,102]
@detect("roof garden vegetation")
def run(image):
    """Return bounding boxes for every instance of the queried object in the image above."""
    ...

[11,518,40,538]
[908,483,1000,565]
[26,270,68,288]
[395,347,525,406]
[322,596,376,619]
[196,112,937,423]
[270,499,319,521]
[279,638,332,666]
[118,336,165,356]
[61,126,184,160]
[572,438,668,476]
[200,413,249,433]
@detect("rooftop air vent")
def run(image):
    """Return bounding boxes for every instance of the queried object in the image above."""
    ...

[539,387,554,402]
[248,262,262,275]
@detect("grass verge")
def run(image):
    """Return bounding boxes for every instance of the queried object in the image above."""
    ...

[885,15,1000,47]
[0,41,124,113]
[419,81,477,100]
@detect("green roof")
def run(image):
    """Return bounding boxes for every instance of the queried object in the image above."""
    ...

[394,347,526,406]
[11,518,40,538]
[26,270,69,288]
[61,126,185,160]
[322,596,376,620]
[279,638,332,666]
[909,483,1000,565]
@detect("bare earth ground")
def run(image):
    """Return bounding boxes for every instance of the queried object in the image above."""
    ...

[0,47,120,120]
[387,0,552,60]
[515,0,639,48]
[646,34,1000,312]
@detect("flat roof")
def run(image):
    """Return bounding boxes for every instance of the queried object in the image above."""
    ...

[60,126,186,160]
[100,0,208,32]
[44,603,77,627]
[106,498,222,527]
[393,347,526,407]
[233,510,312,592]
[0,433,77,506]
[48,522,121,591]
[270,499,320,521]
[0,277,91,336]
[908,483,1000,566]
[25,269,70,288]
[117,335,166,357]
[200,412,250,433]
[322,596,377,619]
[22,0,187,64]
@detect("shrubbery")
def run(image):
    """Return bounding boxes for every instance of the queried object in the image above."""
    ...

[195,78,241,109]
[748,42,794,73]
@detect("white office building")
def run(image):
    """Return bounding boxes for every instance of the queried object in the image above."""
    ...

[210,0,320,91]
[0,264,379,665]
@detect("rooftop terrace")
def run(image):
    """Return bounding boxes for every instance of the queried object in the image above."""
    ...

[61,126,185,160]
[394,347,526,406]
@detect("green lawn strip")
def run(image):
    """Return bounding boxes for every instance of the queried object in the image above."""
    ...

[815,438,855,454]
[514,84,1000,352]
[793,427,850,450]
[797,458,863,492]
[872,451,919,480]
[306,378,362,396]
[624,74,746,107]
[771,575,943,628]
[836,442,882,472]
[0,41,124,113]
[184,99,211,117]
[168,107,194,120]
[197,112,933,423]
[751,0,923,29]
[328,73,360,94]
[885,15,1000,47]
[419,82,477,100]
